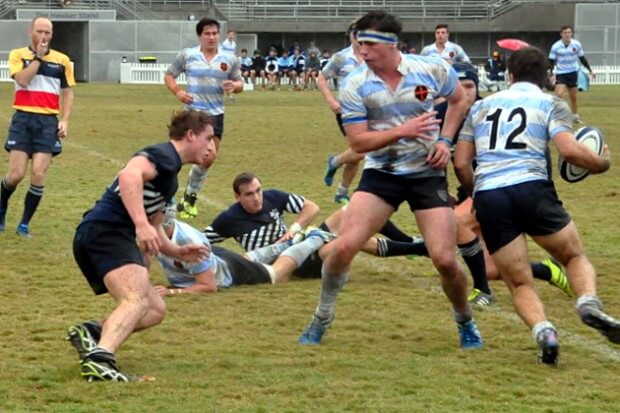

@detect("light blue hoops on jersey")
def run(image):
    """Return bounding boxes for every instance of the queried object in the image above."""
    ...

[157,220,233,289]
[321,46,364,90]
[459,82,573,194]
[220,39,237,56]
[420,41,471,64]
[167,46,242,116]
[339,53,457,176]
[548,39,584,75]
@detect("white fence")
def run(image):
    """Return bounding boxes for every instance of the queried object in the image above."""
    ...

[2,61,620,87]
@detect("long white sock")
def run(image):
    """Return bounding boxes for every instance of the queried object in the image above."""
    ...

[186,165,209,194]
[315,269,349,321]
[280,236,324,266]
[246,242,291,264]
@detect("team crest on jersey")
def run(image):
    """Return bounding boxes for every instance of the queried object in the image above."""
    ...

[414,85,428,101]
[572,48,577,53]
[173,260,185,269]
[220,62,228,71]
[269,209,280,221]
[449,51,455,58]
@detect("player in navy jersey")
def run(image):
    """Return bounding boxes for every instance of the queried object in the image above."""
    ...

[67,110,214,381]
[155,206,333,294]
[164,18,243,220]
[297,10,483,349]
[455,46,619,365]
[205,172,430,279]
[548,25,595,124]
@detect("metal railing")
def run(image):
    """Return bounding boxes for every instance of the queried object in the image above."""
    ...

[212,0,494,21]
[0,0,166,20]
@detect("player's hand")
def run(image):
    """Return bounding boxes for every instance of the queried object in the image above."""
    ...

[57,120,68,138]
[136,223,162,255]
[590,72,596,79]
[277,230,295,243]
[177,243,210,263]
[328,98,341,114]
[154,285,170,296]
[401,111,441,141]
[594,144,611,174]
[426,141,452,170]
[222,80,236,94]
[175,90,193,104]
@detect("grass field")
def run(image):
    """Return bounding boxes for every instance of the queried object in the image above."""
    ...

[0,82,619,413]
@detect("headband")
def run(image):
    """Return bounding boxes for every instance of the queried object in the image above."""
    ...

[356,30,399,44]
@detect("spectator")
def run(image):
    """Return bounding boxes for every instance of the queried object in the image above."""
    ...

[484,50,507,91]
[250,48,266,87]
[289,47,306,90]
[304,50,321,90]
[264,47,279,90]
[239,48,253,84]
[307,40,320,57]
[278,50,292,88]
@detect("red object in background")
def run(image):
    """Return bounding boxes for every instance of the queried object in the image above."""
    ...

[496,39,530,51]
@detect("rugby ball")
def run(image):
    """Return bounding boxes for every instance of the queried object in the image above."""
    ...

[558,126,604,183]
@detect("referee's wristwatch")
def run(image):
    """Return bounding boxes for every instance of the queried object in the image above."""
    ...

[33,55,43,63]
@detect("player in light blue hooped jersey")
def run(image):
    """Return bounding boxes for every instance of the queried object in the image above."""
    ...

[420,24,470,65]
[548,25,595,124]
[298,10,483,350]
[455,46,619,365]
[220,30,237,56]
[319,20,367,205]
[165,18,243,220]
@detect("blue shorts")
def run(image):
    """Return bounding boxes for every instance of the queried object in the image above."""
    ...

[73,220,146,295]
[474,180,571,254]
[555,71,578,88]
[357,168,450,212]
[5,111,61,156]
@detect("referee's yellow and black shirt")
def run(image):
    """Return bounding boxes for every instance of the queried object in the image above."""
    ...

[8,46,75,115]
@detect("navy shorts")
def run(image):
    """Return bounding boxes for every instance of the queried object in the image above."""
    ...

[73,221,146,295]
[212,113,224,139]
[293,252,323,279]
[335,113,346,136]
[357,169,451,212]
[555,71,578,88]
[474,180,571,254]
[212,246,272,285]
[5,111,61,156]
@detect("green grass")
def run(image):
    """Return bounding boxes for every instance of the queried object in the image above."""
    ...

[0,83,619,412]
